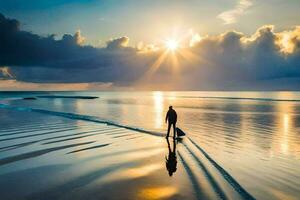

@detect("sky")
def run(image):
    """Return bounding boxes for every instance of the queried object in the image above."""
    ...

[0,0,300,90]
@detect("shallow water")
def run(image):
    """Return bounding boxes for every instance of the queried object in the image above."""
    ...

[1,91,300,200]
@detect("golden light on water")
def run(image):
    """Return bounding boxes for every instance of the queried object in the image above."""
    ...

[274,93,297,156]
[137,186,177,200]
[283,114,289,133]
[280,113,290,154]
[120,164,162,179]
[153,91,164,129]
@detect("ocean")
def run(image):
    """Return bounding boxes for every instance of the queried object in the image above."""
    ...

[0,91,299,200]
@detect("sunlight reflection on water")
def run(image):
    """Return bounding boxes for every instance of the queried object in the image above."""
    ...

[2,91,300,200]
[153,91,164,129]
[137,186,177,200]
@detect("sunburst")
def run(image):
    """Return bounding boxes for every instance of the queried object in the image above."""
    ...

[165,39,179,51]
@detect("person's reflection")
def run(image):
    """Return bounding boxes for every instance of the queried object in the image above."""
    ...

[165,138,177,176]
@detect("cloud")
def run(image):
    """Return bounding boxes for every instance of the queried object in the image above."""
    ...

[106,36,130,50]
[217,0,253,24]
[275,26,300,54]
[184,25,300,89]
[0,80,115,91]
[0,13,300,90]
[0,13,96,68]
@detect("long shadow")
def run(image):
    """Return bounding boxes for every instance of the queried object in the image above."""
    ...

[0,128,103,149]
[182,141,228,200]
[43,133,104,145]
[0,124,83,137]
[0,141,37,152]
[67,143,110,154]
[0,128,123,152]
[42,129,126,145]
[125,136,144,140]
[177,151,207,200]
[0,141,95,166]
[112,133,137,138]
[0,122,67,133]
[42,134,102,145]
[106,131,132,135]
[188,137,256,200]
[0,127,79,142]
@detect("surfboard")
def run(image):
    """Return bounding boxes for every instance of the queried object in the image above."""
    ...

[176,127,186,137]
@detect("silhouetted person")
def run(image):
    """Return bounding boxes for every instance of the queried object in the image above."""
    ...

[165,106,177,138]
[165,138,177,176]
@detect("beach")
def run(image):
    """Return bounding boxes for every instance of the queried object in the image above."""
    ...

[0,91,299,200]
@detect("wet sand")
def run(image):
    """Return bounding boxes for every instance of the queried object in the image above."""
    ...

[0,109,254,200]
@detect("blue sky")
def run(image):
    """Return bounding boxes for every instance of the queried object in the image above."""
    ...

[1,0,299,45]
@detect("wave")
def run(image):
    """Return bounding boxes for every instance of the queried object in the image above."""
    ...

[0,141,95,166]
[37,95,98,99]
[0,103,163,137]
[181,141,228,200]
[0,103,256,199]
[177,151,206,200]
[188,137,256,200]
[67,143,110,154]
[177,96,300,102]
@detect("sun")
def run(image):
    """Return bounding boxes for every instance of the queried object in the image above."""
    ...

[165,39,179,51]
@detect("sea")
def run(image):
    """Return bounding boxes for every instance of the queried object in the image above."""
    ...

[0,91,299,200]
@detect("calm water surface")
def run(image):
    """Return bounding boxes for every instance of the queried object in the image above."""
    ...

[1,91,300,200]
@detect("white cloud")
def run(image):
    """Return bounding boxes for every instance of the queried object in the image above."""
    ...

[217,0,254,24]
[106,36,130,49]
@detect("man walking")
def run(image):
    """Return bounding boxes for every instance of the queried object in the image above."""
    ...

[165,106,177,138]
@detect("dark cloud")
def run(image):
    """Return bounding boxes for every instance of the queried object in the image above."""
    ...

[0,13,94,67]
[0,13,150,84]
[183,26,300,90]
[0,13,300,90]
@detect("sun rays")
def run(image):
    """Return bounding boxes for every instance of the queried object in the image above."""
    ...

[165,39,179,51]
[144,35,202,77]
[132,30,214,89]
